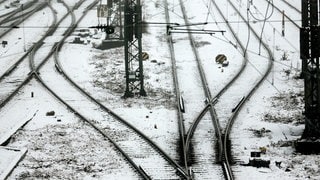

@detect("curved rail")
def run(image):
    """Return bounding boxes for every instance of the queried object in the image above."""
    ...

[177,0,224,163]
[0,0,37,20]
[0,2,56,108]
[0,0,188,178]
[182,0,276,178]
[166,0,242,178]
[43,1,149,179]
[0,1,47,39]
[48,1,189,179]
[0,0,39,25]
[221,0,275,178]
[1,0,150,179]
[35,46,151,179]
[165,0,247,178]
[185,0,250,156]
[163,0,189,174]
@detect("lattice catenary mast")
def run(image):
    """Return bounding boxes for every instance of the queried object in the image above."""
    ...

[298,0,320,152]
[123,0,146,97]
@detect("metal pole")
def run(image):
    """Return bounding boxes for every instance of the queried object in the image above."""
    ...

[300,0,320,139]
[124,0,131,97]
[137,0,146,96]
[123,0,146,97]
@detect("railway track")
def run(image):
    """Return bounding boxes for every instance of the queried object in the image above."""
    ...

[0,1,47,39]
[180,0,253,178]
[0,2,55,107]
[0,0,189,179]
[0,0,39,25]
[165,0,235,179]
[32,1,188,179]
[166,0,276,178]
[180,0,247,179]
[0,2,49,76]
[0,0,294,179]
[1,0,130,178]
[215,0,275,177]
[2,0,144,179]
[164,0,248,178]
[181,0,275,178]
[1,0,147,179]
[0,0,37,20]
[163,0,189,175]
[0,0,90,104]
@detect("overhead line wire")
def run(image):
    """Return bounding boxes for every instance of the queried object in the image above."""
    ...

[258,0,274,54]
[244,1,251,55]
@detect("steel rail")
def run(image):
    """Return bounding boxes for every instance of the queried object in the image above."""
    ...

[163,0,189,176]
[31,1,150,179]
[0,2,48,39]
[220,0,275,179]
[0,0,150,179]
[49,1,188,179]
[185,0,250,157]
[177,0,224,163]
[0,0,37,20]
[225,0,274,136]
[35,73,151,180]
[168,0,237,179]
[0,0,39,25]
[0,2,57,109]
[32,9,149,178]
[180,0,250,178]
[167,0,244,178]
[183,0,276,178]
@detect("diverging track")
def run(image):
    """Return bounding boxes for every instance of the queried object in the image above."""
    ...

[213,0,274,178]
[33,0,188,179]
[165,0,275,179]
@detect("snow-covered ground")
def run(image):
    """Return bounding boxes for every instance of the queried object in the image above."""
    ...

[0,0,319,179]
